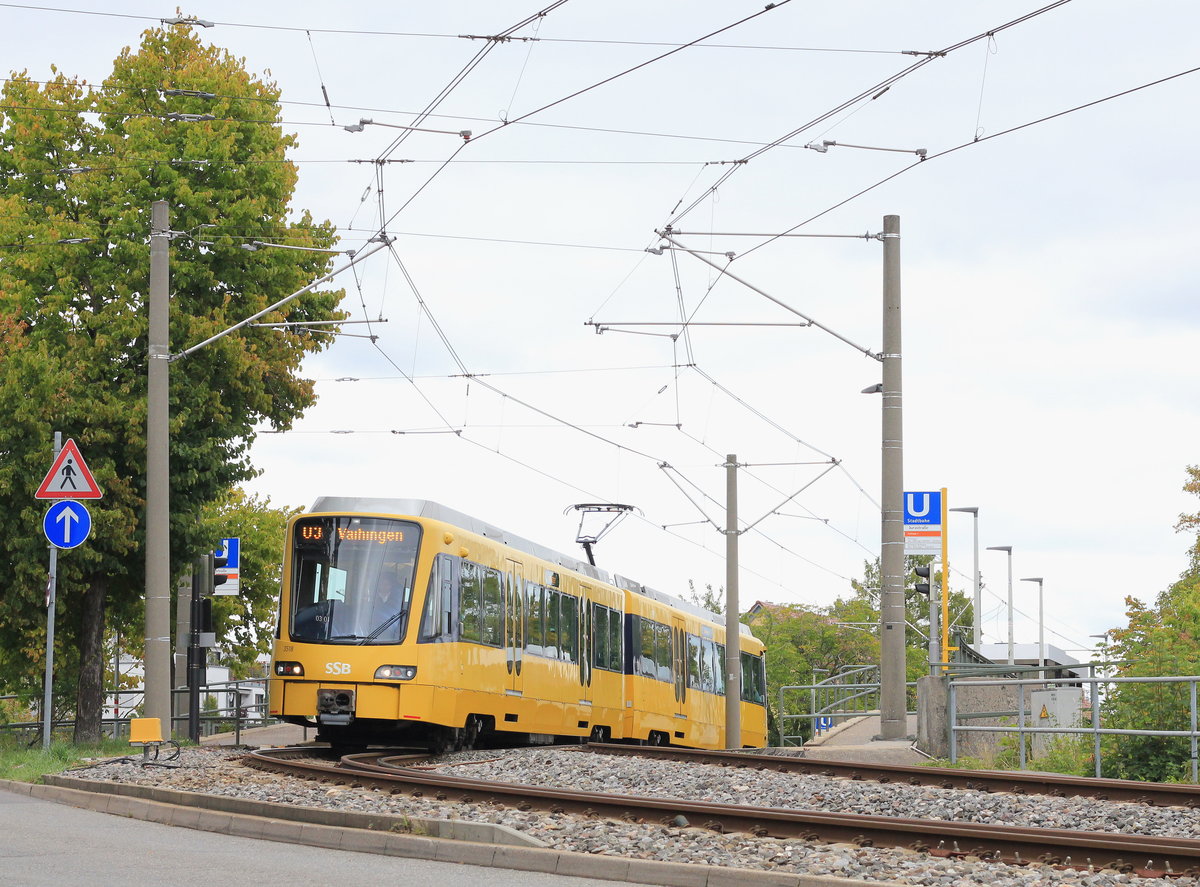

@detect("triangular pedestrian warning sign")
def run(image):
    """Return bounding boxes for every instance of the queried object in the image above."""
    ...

[35,438,102,500]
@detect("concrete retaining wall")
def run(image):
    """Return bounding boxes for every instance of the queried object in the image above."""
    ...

[917,675,1024,761]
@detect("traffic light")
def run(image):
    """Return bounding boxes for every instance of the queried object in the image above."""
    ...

[212,552,228,590]
[913,564,931,596]
[198,598,214,635]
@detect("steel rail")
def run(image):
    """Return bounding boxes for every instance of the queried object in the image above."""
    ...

[245,747,1200,878]
[583,743,1200,808]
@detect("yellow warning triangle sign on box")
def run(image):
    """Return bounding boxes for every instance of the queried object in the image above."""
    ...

[35,438,102,500]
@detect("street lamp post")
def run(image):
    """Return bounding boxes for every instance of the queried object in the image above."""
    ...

[1089,632,1109,681]
[1021,577,1044,672]
[987,546,1014,664]
[949,507,980,647]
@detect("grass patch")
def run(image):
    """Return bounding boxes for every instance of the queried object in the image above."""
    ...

[0,738,134,783]
[922,734,1096,776]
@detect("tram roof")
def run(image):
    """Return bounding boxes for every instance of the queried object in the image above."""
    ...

[307,497,752,636]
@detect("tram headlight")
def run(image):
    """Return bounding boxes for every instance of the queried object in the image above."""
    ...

[374,665,417,681]
[274,661,304,676]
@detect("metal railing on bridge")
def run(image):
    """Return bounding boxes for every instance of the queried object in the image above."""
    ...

[778,665,917,747]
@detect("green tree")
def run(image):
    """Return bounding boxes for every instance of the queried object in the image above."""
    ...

[0,26,343,741]
[849,556,974,674]
[747,558,972,743]
[686,580,725,615]
[1098,466,1200,780]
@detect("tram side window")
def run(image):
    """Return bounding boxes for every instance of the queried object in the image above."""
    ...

[592,604,608,670]
[560,593,579,663]
[712,642,726,696]
[654,622,672,682]
[631,615,672,682]
[606,606,622,671]
[740,651,766,705]
[687,634,704,690]
[636,617,656,678]
[481,567,503,647]
[592,604,623,672]
[418,554,456,642]
[460,562,482,642]
[545,588,561,657]
[525,582,545,655]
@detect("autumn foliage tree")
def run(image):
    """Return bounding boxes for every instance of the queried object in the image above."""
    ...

[0,25,344,741]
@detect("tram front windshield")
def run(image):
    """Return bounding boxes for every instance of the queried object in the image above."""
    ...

[289,516,421,644]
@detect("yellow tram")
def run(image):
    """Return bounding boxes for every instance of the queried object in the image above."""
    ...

[269,498,768,751]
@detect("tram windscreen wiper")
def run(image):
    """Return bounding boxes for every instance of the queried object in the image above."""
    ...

[359,611,405,645]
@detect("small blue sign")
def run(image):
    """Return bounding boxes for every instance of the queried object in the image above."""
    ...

[816,716,833,731]
[216,537,240,569]
[43,500,92,549]
[903,490,942,526]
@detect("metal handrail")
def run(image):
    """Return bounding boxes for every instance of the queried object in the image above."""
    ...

[948,673,1200,781]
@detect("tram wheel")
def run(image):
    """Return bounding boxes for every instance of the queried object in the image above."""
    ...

[428,726,458,756]
[460,715,481,751]
[317,727,357,754]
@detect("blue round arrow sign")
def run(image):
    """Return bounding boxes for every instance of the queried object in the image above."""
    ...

[44,500,92,549]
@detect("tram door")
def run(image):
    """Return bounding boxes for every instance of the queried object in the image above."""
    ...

[579,587,593,709]
[671,616,688,720]
[505,560,524,694]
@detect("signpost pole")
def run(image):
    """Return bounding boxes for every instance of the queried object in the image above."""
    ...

[940,488,950,668]
[41,431,61,750]
[188,558,203,743]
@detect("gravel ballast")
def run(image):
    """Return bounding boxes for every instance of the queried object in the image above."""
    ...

[70,745,1200,887]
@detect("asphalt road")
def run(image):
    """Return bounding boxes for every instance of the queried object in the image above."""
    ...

[0,789,630,887]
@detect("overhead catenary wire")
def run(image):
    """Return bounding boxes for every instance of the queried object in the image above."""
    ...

[364,1,799,244]
[2,76,922,154]
[342,326,859,597]
[304,29,336,126]
[660,0,1076,229]
[376,0,570,168]
[0,1,917,56]
[354,215,868,576]
[470,1,796,140]
[323,241,874,590]
[735,60,1200,262]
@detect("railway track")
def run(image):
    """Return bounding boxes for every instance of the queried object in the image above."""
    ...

[245,746,1200,878]
[584,743,1200,808]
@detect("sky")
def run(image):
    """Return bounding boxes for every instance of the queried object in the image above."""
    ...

[3,0,1198,663]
